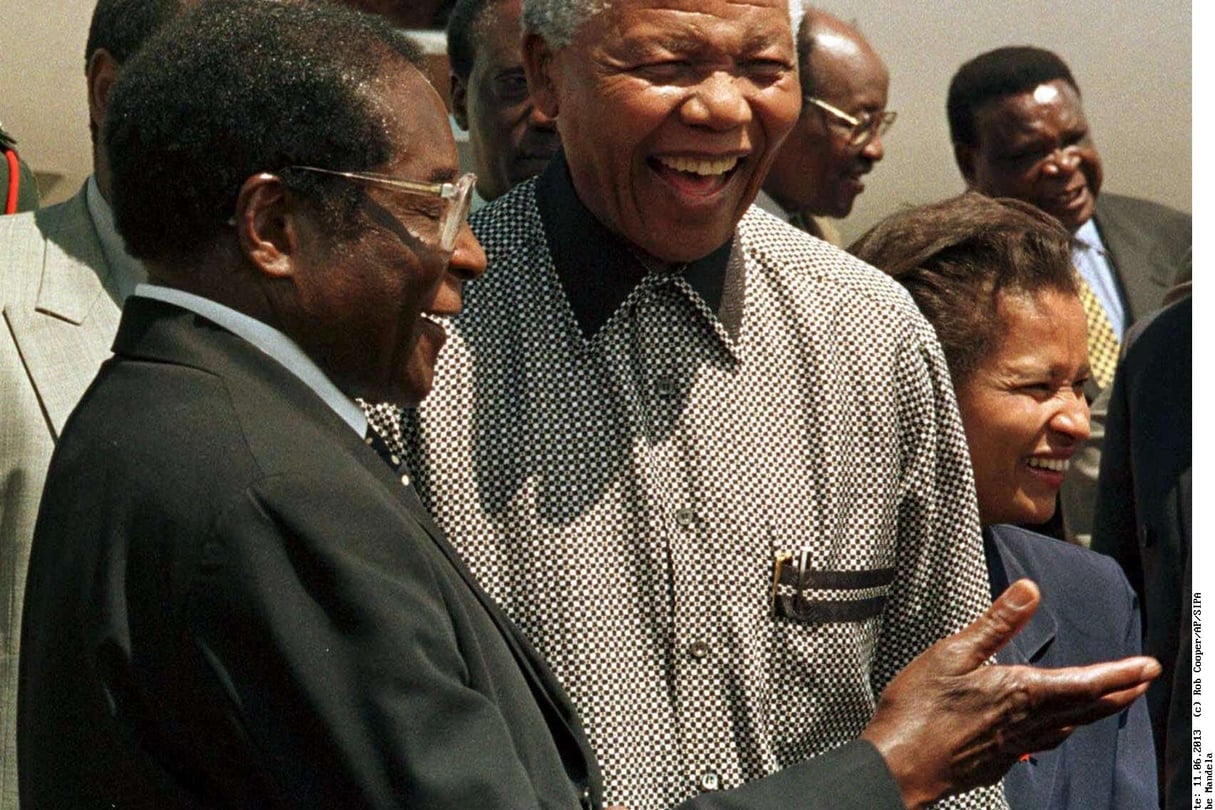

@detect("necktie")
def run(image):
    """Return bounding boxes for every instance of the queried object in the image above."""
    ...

[1076,277,1119,390]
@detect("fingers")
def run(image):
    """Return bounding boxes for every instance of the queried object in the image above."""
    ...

[997,656,1160,756]
[1026,656,1161,723]
[937,579,1041,673]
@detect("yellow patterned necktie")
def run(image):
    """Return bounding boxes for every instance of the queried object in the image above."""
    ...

[1076,277,1120,390]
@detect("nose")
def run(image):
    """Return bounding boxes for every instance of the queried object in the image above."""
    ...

[1041,145,1081,177]
[527,102,557,131]
[447,222,487,282]
[1049,390,1091,444]
[681,71,751,130]
[860,130,885,162]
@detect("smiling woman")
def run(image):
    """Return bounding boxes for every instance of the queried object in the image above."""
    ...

[850,191,1159,809]
[848,192,1086,527]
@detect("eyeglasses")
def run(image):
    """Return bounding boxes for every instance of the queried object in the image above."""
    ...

[286,166,477,253]
[804,97,897,148]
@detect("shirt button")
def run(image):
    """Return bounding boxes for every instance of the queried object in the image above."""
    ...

[675,507,695,528]
[656,376,677,397]
[400,473,411,487]
[698,770,720,791]
[689,640,709,659]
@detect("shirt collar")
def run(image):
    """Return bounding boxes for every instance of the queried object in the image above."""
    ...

[85,175,147,302]
[1073,218,1106,255]
[131,283,368,437]
[534,149,741,341]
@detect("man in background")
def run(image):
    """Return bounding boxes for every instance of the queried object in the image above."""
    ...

[0,1,188,805]
[758,7,892,244]
[947,45,1191,544]
[447,0,559,206]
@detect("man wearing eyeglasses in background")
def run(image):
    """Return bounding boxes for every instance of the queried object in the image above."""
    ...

[17,3,610,806]
[757,7,892,245]
[448,0,560,207]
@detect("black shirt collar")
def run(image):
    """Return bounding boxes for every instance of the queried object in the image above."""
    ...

[535,149,741,341]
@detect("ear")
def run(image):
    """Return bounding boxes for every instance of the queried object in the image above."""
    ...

[232,173,300,280]
[86,48,120,134]
[522,33,559,121]
[953,142,977,188]
[450,71,470,131]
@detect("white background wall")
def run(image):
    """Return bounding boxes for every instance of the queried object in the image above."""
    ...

[0,0,1191,246]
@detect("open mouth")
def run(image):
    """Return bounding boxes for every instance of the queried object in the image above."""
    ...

[1026,456,1069,473]
[651,154,743,196]
[1048,185,1086,210]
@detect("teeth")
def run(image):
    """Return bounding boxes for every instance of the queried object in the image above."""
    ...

[1027,457,1069,473]
[657,155,739,176]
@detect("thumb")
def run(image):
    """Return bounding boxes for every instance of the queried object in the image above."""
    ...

[951,578,1040,670]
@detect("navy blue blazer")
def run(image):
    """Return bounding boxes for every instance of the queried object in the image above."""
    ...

[984,525,1158,809]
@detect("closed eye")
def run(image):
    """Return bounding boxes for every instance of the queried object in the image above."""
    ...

[632,60,695,83]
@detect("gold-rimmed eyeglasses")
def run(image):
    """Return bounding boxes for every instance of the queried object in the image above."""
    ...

[804,97,896,148]
[286,166,477,253]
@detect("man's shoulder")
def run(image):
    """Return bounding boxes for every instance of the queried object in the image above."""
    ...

[1095,192,1191,236]
[988,524,1133,603]
[737,206,926,321]
[0,186,92,241]
[469,180,542,251]
[0,188,97,285]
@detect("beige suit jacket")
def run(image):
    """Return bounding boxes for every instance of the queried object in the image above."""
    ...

[0,185,122,808]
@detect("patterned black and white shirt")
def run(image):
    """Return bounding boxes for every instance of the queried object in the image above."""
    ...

[369,155,1003,809]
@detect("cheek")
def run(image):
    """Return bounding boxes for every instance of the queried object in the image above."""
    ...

[758,88,802,145]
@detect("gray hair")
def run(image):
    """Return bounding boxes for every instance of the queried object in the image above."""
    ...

[522,0,803,52]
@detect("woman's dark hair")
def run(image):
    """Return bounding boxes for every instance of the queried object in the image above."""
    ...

[105,0,425,266]
[849,192,1078,387]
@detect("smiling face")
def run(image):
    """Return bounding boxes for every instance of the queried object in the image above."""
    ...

[525,0,800,264]
[452,0,559,202]
[958,79,1103,233]
[763,17,889,218]
[956,288,1091,526]
[289,63,486,406]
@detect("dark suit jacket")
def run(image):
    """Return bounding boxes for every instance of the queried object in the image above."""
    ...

[1091,295,1191,809]
[18,297,601,809]
[18,297,907,810]
[984,525,1157,809]
[1093,192,1190,327]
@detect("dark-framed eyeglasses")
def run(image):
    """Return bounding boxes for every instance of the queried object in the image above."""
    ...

[286,166,477,253]
[804,96,897,148]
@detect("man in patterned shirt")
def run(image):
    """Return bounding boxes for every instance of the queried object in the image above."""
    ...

[368,0,1157,806]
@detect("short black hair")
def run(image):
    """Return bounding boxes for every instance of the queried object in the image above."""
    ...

[84,0,185,69]
[106,0,425,266]
[947,46,1079,147]
[849,192,1077,388]
[446,0,507,80]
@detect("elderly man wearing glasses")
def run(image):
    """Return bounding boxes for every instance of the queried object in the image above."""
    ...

[15,3,611,807]
[758,7,893,245]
